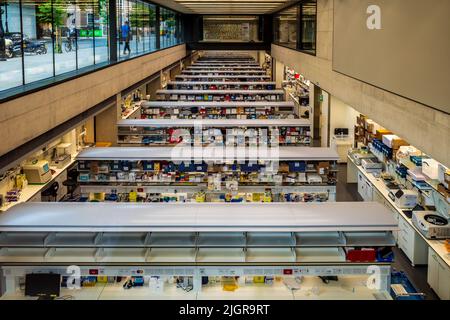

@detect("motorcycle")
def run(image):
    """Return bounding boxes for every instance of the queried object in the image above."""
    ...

[6,35,48,57]
[4,38,14,58]
[22,36,48,55]
[4,32,22,58]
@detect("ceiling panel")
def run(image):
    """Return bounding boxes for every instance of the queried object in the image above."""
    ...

[173,0,295,14]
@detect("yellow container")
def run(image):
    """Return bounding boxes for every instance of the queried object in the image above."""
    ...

[253,276,265,283]
[97,276,108,283]
[95,142,112,148]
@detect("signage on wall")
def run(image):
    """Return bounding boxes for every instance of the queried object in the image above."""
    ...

[366,5,382,30]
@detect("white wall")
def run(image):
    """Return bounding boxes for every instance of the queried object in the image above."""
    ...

[329,96,360,145]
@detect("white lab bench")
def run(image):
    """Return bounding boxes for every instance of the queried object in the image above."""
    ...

[347,155,450,292]
[0,152,79,213]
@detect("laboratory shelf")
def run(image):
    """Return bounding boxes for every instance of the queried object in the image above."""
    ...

[47,233,97,247]
[196,248,245,263]
[98,248,148,263]
[197,232,246,247]
[182,70,267,74]
[98,233,147,247]
[117,119,310,128]
[45,248,97,263]
[246,248,295,263]
[0,248,47,263]
[344,232,396,247]
[175,75,270,80]
[168,81,276,86]
[0,232,48,247]
[156,89,284,95]
[147,248,197,263]
[295,232,346,247]
[75,146,339,161]
[187,66,263,70]
[148,232,196,247]
[246,232,295,247]
[295,247,346,262]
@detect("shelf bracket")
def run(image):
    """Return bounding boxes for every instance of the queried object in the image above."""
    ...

[144,232,151,246]
[44,247,56,259]
[94,232,103,245]
[0,248,7,256]
[44,233,56,247]
[94,248,104,261]
[144,248,151,261]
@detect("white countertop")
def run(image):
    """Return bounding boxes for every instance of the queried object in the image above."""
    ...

[156,89,284,95]
[0,202,397,232]
[168,81,276,86]
[176,75,270,79]
[182,70,266,74]
[75,146,339,161]
[187,66,263,70]
[0,152,79,212]
[348,155,450,267]
[140,101,294,108]
[117,118,311,128]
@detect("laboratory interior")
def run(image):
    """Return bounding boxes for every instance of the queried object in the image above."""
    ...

[0,0,449,302]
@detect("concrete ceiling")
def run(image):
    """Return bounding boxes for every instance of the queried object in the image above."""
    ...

[157,0,298,15]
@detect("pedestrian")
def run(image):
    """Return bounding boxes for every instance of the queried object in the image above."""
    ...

[121,21,131,55]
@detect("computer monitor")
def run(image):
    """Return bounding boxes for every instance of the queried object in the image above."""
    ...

[25,273,61,298]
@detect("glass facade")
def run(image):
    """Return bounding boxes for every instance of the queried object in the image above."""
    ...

[0,0,183,94]
[273,1,316,54]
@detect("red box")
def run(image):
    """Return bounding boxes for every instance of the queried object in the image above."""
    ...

[283,269,293,275]
[89,269,99,275]
[346,248,376,262]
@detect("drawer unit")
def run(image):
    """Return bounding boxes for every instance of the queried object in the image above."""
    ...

[397,215,428,265]
[428,249,450,300]
[357,172,373,202]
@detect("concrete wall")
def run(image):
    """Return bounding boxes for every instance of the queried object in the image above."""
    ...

[271,0,449,167]
[0,44,187,157]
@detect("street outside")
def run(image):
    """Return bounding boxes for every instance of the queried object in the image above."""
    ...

[0,35,177,92]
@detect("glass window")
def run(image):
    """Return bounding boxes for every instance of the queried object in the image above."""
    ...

[0,0,24,90]
[148,4,155,51]
[160,7,176,49]
[94,0,109,64]
[23,0,53,85]
[300,1,316,54]
[0,1,182,96]
[77,0,95,69]
[53,0,77,75]
[273,6,298,49]
[273,1,316,55]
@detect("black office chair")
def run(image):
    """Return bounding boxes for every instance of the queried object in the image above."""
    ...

[42,182,59,202]
[62,169,79,200]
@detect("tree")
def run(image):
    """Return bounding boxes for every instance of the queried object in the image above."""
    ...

[36,0,66,53]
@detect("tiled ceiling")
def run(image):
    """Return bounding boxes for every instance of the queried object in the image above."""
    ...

[169,0,296,14]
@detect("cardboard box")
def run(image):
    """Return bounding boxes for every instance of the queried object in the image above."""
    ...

[375,129,393,140]
[317,162,330,174]
[279,163,290,173]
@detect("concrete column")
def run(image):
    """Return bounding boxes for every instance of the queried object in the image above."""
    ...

[94,99,119,146]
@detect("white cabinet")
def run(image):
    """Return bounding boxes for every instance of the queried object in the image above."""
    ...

[428,249,450,300]
[357,172,373,201]
[397,215,428,265]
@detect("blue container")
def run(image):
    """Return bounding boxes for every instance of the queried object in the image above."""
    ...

[390,271,425,300]
[240,163,261,172]
[121,161,131,172]
[142,161,154,171]
[289,161,306,172]
[110,161,121,171]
